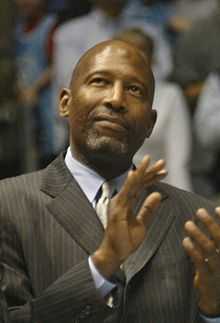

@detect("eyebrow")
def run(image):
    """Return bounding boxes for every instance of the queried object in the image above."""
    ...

[85,69,149,91]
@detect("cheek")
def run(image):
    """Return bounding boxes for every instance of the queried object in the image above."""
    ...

[130,105,152,134]
[71,91,108,132]
[70,96,91,125]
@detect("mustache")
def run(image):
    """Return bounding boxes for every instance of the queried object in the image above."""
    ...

[90,107,129,130]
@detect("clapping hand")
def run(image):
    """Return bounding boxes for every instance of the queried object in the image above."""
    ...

[183,208,220,316]
[92,155,167,278]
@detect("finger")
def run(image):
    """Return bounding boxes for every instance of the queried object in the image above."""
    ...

[136,192,161,229]
[143,169,168,186]
[140,158,167,186]
[143,159,167,183]
[118,157,165,212]
[196,208,220,247]
[145,159,166,175]
[184,220,216,255]
[182,236,209,275]
[118,155,151,204]
[143,159,166,178]
[184,220,220,271]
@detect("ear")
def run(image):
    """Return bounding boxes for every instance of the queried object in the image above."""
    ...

[146,109,157,138]
[59,88,72,118]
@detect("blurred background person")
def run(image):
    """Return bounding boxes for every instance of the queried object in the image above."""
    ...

[125,0,178,45]
[193,71,220,198]
[115,27,192,191]
[171,0,218,32]
[0,0,21,179]
[169,0,218,46]
[0,1,19,320]
[15,0,57,171]
[125,0,219,48]
[171,0,220,111]
[47,0,92,25]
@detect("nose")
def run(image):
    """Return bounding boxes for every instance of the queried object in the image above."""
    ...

[103,82,126,111]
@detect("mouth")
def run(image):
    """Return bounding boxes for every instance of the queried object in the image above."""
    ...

[93,114,128,132]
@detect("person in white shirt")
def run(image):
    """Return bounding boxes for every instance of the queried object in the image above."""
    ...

[193,72,220,196]
[195,73,220,149]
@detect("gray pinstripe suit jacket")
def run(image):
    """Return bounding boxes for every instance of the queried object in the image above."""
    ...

[0,153,215,323]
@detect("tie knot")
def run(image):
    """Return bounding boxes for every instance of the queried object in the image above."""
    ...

[101,182,113,200]
[95,181,116,229]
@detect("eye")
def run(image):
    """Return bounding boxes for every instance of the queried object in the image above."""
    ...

[127,84,144,97]
[89,77,109,86]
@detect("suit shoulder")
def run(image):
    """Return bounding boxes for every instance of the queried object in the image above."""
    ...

[157,181,215,211]
[0,170,44,199]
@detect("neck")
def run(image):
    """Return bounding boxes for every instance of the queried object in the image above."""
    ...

[71,147,132,180]
[89,159,131,180]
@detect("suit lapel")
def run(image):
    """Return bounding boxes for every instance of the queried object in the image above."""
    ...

[124,184,175,283]
[41,154,104,255]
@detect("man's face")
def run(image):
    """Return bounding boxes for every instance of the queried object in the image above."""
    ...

[60,41,156,165]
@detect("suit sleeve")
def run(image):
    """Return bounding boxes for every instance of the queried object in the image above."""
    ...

[0,207,113,323]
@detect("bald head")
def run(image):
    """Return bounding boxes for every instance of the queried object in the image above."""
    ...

[70,40,155,102]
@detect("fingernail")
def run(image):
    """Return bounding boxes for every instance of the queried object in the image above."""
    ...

[196,208,207,217]
[158,170,167,175]
[184,221,194,230]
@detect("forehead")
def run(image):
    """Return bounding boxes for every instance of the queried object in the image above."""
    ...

[76,44,151,85]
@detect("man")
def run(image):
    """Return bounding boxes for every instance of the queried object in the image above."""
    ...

[1,40,220,323]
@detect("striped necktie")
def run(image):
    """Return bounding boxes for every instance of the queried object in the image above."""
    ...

[95,182,115,229]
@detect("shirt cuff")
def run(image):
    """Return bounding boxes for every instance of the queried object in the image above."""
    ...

[88,256,116,298]
[200,313,220,323]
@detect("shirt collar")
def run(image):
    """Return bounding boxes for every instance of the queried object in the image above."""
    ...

[65,147,130,205]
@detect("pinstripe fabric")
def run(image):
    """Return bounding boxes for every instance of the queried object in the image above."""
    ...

[0,153,215,323]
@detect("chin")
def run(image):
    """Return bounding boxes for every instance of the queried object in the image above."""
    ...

[86,135,129,158]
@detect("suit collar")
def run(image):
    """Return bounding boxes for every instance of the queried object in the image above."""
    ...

[124,183,173,282]
[41,153,104,254]
[41,153,169,203]
[40,152,73,197]
[124,199,175,283]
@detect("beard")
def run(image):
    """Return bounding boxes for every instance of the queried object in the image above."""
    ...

[71,124,143,169]
[86,131,129,157]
